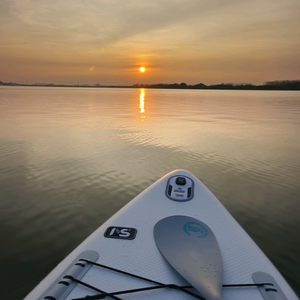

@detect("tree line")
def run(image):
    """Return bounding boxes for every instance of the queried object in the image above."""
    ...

[133,80,300,90]
[1,80,300,90]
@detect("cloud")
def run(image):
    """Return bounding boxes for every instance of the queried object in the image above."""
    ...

[1,0,238,48]
[0,0,13,17]
[0,0,299,83]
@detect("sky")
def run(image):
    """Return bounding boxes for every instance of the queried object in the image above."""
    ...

[0,0,299,85]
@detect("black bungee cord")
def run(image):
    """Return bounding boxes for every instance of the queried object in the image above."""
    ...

[68,259,272,300]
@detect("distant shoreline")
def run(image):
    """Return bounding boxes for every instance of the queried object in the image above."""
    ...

[1,80,300,91]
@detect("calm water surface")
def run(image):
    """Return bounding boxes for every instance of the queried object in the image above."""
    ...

[0,86,300,299]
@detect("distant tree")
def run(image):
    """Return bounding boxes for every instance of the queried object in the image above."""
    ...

[0,81,3,85]
[193,83,206,89]
[263,80,300,90]
[179,82,187,88]
[265,80,300,86]
[209,83,234,89]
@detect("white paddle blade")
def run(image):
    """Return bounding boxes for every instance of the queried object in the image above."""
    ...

[154,215,223,300]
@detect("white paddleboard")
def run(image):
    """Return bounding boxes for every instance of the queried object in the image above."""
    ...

[25,170,298,300]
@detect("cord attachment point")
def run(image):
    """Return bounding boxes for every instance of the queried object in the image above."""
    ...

[252,272,288,300]
[38,250,99,300]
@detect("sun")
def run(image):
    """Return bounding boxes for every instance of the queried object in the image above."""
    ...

[140,67,145,73]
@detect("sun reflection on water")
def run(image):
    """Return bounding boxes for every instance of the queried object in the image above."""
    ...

[139,89,145,121]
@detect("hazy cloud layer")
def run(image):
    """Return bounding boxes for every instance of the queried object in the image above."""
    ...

[0,0,299,84]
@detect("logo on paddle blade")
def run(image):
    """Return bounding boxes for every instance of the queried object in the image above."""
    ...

[104,227,137,240]
[183,222,208,238]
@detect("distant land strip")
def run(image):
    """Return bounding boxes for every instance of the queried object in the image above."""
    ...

[1,80,300,90]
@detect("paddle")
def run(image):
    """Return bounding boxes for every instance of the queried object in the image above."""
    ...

[154,215,224,300]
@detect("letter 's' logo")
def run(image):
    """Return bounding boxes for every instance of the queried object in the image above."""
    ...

[183,222,208,238]
[104,227,137,240]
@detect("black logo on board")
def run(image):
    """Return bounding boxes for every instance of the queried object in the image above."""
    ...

[104,227,137,240]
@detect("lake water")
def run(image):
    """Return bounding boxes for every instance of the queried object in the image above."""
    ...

[0,86,299,299]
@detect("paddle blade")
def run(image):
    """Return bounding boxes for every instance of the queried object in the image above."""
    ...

[154,215,223,300]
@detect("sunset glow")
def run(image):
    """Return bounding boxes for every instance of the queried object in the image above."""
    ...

[0,0,299,85]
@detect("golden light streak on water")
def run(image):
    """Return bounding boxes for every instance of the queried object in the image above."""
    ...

[139,89,145,121]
